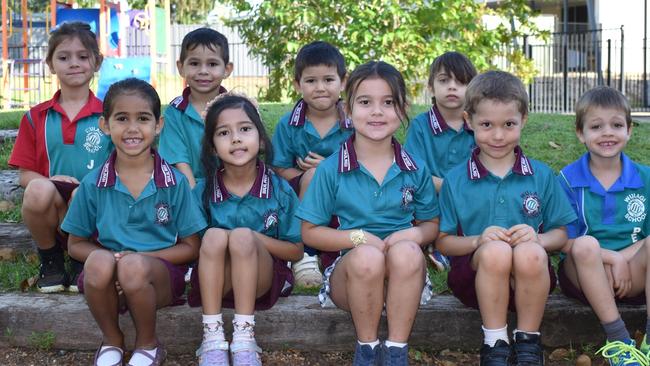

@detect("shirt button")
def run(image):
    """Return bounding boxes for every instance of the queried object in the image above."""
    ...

[499,198,505,204]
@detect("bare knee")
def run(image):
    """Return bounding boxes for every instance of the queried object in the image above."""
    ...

[387,241,425,277]
[228,228,258,258]
[513,243,547,277]
[200,228,229,258]
[476,241,513,275]
[346,245,385,281]
[22,179,58,213]
[570,236,601,263]
[116,254,151,292]
[84,250,116,289]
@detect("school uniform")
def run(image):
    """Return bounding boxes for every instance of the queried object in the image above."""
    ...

[296,135,440,306]
[61,149,207,306]
[9,90,113,249]
[159,86,226,180]
[271,99,353,194]
[557,152,650,305]
[404,105,475,179]
[188,162,302,311]
[439,146,576,310]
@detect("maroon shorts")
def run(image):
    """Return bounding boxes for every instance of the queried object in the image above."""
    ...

[77,257,188,313]
[52,180,79,251]
[187,256,293,311]
[557,259,646,305]
[447,253,557,311]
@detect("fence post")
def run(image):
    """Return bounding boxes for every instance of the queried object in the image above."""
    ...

[620,26,625,93]
[563,33,569,112]
[607,39,611,86]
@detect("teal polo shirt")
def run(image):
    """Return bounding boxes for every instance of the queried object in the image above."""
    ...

[271,99,354,169]
[193,162,301,243]
[61,150,207,252]
[404,105,474,179]
[558,152,650,251]
[439,146,576,237]
[159,86,226,180]
[297,136,439,240]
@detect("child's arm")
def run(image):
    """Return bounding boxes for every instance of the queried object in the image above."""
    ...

[174,163,197,188]
[68,234,105,262]
[253,232,303,262]
[508,224,568,251]
[384,218,439,248]
[301,222,386,252]
[274,166,304,181]
[437,225,510,256]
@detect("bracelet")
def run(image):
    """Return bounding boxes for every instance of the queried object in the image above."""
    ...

[350,229,367,248]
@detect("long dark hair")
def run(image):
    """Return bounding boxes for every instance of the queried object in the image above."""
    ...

[201,95,273,218]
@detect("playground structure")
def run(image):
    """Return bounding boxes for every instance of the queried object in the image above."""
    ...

[0,0,185,109]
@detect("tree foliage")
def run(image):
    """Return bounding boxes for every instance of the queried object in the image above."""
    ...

[223,0,546,101]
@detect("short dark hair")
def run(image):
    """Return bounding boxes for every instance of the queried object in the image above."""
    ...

[46,21,101,69]
[575,86,632,131]
[179,27,229,64]
[345,61,409,123]
[103,78,161,121]
[464,70,528,117]
[294,41,346,81]
[428,51,477,88]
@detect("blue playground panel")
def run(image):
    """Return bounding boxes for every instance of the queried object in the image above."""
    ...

[56,8,120,52]
[97,57,152,100]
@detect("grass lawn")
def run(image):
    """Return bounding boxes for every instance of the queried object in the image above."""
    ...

[1,105,650,293]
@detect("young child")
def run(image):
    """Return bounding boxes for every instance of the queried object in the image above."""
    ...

[404,51,477,193]
[159,27,233,187]
[188,94,303,366]
[8,21,112,293]
[436,70,577,366]
[557,86,650,366]
[61,78,206,366]
[271,41,353,287]
[297,61,440,366]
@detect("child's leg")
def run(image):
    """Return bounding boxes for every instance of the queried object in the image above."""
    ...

[472,241,513,330]
[384,240,425,343]
[116,253,172,349]
[329,245,385,342]
[227,228,275,314]
[198,228,230,315]
[512,242,549,331]
[83,249,122,347]
[21,178,68,249]
[563,236,620,323]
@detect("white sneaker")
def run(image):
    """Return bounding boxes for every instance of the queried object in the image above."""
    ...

[292,253,323,287]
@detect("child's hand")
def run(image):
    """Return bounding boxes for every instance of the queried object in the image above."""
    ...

[296,151,325,171]
[50,175,80,184]
[363,232,387,253]
[114,251,134,262]
[478,226,509,246]
[610,253,632,298]
[506,224,540,246]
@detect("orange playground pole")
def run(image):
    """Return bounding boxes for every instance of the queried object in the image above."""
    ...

[21,0,28,89]
[148,0,156,88]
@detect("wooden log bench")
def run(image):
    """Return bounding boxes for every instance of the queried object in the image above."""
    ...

[0,129,17,143]
[0,170,22,203]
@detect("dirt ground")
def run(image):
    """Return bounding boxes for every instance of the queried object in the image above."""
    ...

[0,346,610,365]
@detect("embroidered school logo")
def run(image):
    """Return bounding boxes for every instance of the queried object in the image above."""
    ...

[521,191,541,217]
[401,185,415,210]
[155,203,171,225]
[83,126,104,153]
[263,210,278,231]
[625,194,646,223]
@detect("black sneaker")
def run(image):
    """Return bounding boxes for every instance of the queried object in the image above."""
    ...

[36,257,67,293]
[512,332,544,365]
[480,339,511,366]
[67,259,84,293]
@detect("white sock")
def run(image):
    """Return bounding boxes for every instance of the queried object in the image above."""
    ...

[513,329,540,337]
[482,325,509,347]
[384,340,407,348]
[128,347,158,366]
[357,339,380,348]
[203,313,225,343]
[96,346,123,366]
[232,314,255,343]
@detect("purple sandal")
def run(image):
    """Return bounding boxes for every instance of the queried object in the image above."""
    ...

[93,343,124,366]
[127,342,166,366]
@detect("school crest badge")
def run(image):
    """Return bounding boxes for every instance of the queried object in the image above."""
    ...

[264,210,279,231]
[155,202,171,225]
[521,191,541,218]
[624,194,646,223]
[401,185,415,210]
[83,126,104,153]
